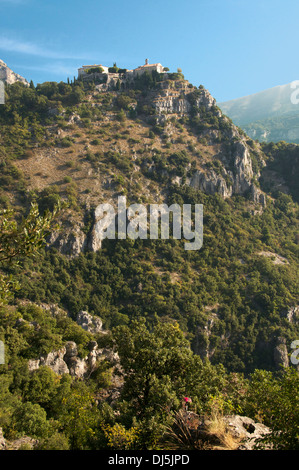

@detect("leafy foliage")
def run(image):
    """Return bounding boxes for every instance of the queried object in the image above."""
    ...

[0,203,59,307]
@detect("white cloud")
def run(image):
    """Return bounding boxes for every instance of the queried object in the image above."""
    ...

[0,35,88,60]
[19,62,78,77]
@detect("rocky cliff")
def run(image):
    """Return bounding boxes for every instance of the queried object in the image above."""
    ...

[0,59,29,86]
[26,309,117,379]
[137,79,265,203]
[44,78,266,256]
[27,340,119,379]
[6,71,270,258]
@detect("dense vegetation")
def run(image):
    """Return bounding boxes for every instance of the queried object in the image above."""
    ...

[1,301,298,450]
[243,113,299,145]
[0,75,298,450]
[260,141,299,203]
[3,187,298,373]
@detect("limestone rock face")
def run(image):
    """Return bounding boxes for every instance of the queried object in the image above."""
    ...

[41,348,69,375]
[64,341,87,378]
[178,411,271,450]
[222,415,271,450]
[286,305,299,323]
[251,184,267,206]
[27,339,118,379]
[89,203,117,253]
[154,95,191,115]
[189,137,262,200]
[231,140,254,194]
[193,88,217,111]
[0,59,29,86]
[27,359,40,371]
[153,84,216,117]
[151,81,257,200]
[273,337,289,370]
[87,341,99,370]
[28,347,69,375]
[189,169,233,199]
[48,227,87,257]
[76,311,105,335]
[192,311,219,360]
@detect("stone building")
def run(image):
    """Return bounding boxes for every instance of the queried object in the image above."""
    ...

[133,60,164,76]
[78,64,109,78]
[78,59,165,81]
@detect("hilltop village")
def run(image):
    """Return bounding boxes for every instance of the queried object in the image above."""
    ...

[78,59,165,79]
[77,59,168,89]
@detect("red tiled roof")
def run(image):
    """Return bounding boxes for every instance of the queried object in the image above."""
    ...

[143,63,161,67]
[135,63,162,70]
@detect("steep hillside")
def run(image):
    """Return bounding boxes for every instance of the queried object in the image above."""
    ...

[0,68,298,450]
[0,70,298,369]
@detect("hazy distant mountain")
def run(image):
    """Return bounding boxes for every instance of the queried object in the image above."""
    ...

[218,81,299,143]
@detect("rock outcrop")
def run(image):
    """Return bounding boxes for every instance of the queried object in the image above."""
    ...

[76,310,106,335]
[273,337,289,370]
[189,169,233,198]
[0,59,29,86]
[64,341,87,377]
[285,305,299,324]
[48,225,87,257]
[231,140,253,193]
[28,340,118,379]
[150,81,262,201]
[153,82,216,117]
[251,184,267,206]
[170,410,271,450]
[0,428,38,451]
[31,347,70,375]
[222,415,271,450]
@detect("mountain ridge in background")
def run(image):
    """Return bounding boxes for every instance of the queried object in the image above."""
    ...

[218,81,299,143]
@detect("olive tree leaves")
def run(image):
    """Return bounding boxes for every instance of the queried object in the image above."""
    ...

[0,202,60,306]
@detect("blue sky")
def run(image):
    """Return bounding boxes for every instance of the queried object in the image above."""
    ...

[0,0,298,102]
